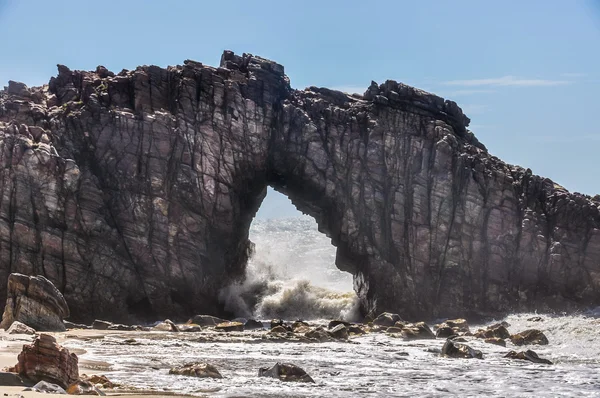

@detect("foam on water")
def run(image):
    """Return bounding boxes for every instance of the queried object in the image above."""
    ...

[218,216,359,321]
[66,313,600,397]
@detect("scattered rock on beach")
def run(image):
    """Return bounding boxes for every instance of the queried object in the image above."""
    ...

[329,324,349,340]
[6,321,35,335]
[0,273,69,332]
[258,362,314,383]
[152,319,180,332]
[373,312,403,327]
[13,334,79,388]
[441,339,483,359]
[270,319,284,329]
[401,322,436,340]
[305,327,332,342]
[434,319,470,336]
[510,329,549,346]
[178,324,202,332]
[504,350,552,364]
[269,325,288,335]
[64,321,91,330]
[169,363,223,379]
[66,379,104,395]
[187,315,228,327]
[475,323,511,340]
[484,337,507,347]
[216,321,244,332]
[27,380,67,394]
[81,374,116,389]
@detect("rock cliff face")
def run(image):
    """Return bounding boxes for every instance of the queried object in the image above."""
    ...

[0,51,599,322]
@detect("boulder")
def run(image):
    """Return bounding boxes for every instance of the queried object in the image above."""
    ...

[215,321,244,332]
[169,363,222,378]
[435,326,456,338]
[441,339,483,359]
[434,318,470,336]
[0,273,69,332]
[152,319,180,332]
[6,320,36,335]
[269,325,288,334]
[510,329,549,346]
[328,320,351,329]
[504,350,552,364]
[270,319,284,329]
[305,327,332,342]
[244,319,264,330]
[80,374,116,389]
[91,320,112,330]
[475,323,511,340]
[329,324,349,340]
[401,322,435,340]
[373,312,402,327]
[187,315,228,326]
[258,362,314,383]
[347,325,366,335]
[27,380,67,394]
[13,334,79,388]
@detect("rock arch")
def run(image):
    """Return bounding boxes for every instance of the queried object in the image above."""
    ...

[0,51,598,322]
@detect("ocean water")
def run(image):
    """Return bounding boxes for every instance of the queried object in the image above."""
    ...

[64,217,600,397]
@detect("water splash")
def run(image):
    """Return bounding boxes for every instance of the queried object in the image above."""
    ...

[219,216,359,320]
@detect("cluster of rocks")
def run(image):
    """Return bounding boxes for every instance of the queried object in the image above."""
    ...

[2,333,117,395]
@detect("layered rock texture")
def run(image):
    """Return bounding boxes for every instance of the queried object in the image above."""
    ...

[0,51,599,322]
[0,273,69,331]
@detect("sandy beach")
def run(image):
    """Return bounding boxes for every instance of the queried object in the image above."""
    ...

[0,329,186,397]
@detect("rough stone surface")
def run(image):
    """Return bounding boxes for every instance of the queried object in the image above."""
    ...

[0,273,68,331]
[504,349,552,364]
[258,362,315,383]
[1,51,600,322]
[13,333,79,388]
[441,339,483,359]
[169,363,222,379]
[6,320,36,335]
[510,329,549,346]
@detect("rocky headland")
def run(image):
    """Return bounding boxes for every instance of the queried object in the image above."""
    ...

[0,50,599,323]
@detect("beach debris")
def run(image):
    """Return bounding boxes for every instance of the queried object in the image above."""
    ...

[441,339,483,359]
[187,315,228,327]
[258,362,315,383]
[169,363,222,379]
[504,350,553,364]
[373,312,403,327]
[11,333,79,388]
[510,329,549,346]
[0,273,69,332]
[6,321,35,335]
[215,321,244,332]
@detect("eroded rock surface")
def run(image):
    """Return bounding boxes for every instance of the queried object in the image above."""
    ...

[0,273,68,331]
[1,51,600,322]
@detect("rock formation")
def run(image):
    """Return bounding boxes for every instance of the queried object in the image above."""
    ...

[0,50,599,322]
[0,273,69,331]
[11,333,79,388]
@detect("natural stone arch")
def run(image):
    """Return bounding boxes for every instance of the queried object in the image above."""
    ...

[0,51,598,323]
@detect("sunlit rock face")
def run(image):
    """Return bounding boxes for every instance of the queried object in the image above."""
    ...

[0,51,598,322]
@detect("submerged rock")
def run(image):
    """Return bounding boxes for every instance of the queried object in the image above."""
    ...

[13,334,79,388]
[441,339,483,359]
[245,319,264,330]
[475,323,511,340]
[305,327,332,342]
[510,329,549,346]
[152,319,180,332]
[6,320,35,335]
[484,337,506,347]
[169,363,223,379]
[269,325,288,335]
[401,322,435,340]
[504,350,552,364]
[0,273,69,332]
[435,318,470,337]
[258,362,315,383]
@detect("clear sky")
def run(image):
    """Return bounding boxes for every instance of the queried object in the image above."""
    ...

[1,0,598,219]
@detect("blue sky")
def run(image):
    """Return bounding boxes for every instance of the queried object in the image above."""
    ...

[1,0,599,219]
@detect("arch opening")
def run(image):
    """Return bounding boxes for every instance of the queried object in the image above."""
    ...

[219,188,360,321]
